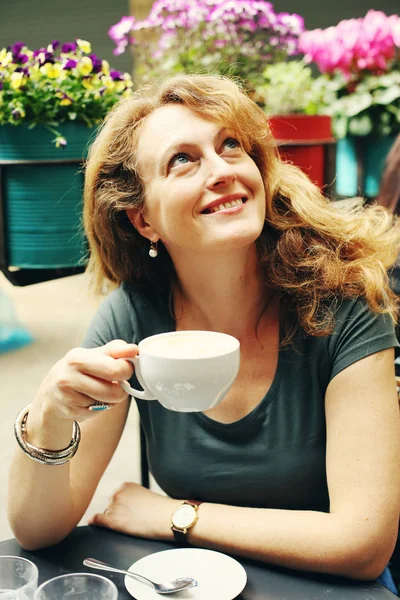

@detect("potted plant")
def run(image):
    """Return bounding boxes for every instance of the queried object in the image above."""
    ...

[299,9,400,198]
[254,60,336,189]
[108,0,305,88]
[109,2,340,189]
[0,39,133,273]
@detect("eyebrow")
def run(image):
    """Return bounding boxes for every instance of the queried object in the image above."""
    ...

[158,126,230,167]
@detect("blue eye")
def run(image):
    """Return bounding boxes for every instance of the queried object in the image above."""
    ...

[169,153,189,168]
[224,138,240,150]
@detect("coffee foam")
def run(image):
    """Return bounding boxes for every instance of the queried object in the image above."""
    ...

[143,332,235,359]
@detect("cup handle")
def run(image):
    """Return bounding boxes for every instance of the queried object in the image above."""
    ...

[120,356,157,401]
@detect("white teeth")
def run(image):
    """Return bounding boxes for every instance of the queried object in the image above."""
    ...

[209,198,243,213]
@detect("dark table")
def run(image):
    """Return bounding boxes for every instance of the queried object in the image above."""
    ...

[0,526,396,599]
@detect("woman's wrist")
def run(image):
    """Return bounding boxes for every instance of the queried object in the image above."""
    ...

[24,399,76,451]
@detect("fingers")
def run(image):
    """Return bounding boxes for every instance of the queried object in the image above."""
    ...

[57,376,127,407]
[36,341,139,424]
[88,511,113,530]
[65,347,135,382]
[93,340,139,360]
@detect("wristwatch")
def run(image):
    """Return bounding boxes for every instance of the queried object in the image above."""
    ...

[171,500,203,544]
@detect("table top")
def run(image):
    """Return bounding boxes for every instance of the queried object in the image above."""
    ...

[0,526,396,599]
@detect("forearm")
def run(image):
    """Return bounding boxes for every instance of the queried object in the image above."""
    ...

[8,454,80,550]
[8,407,85,550]
[170,502,396,580]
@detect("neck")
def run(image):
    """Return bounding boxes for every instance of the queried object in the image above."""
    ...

[171,245,271,340]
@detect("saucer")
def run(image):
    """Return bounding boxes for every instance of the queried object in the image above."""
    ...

[124,548,247,600]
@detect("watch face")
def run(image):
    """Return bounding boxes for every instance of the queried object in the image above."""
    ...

[172,504,197,529]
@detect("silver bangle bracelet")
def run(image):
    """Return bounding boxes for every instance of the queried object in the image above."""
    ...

[14,404,81,466]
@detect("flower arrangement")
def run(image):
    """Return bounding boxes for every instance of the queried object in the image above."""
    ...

[299,10,400,138]
[0,39,134,146]
[109,0,304,87]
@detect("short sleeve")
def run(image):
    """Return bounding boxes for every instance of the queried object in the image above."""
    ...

[80,286,138,349]
[328,299,399,380]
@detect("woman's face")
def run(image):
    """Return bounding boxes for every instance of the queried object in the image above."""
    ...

[131,103,266,260]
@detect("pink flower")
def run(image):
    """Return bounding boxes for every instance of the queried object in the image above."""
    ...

[108,16,135,44]
[388,14,400,48]
[299,9,398,77]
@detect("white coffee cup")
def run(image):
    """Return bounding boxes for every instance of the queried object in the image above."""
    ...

[120,330,240,412]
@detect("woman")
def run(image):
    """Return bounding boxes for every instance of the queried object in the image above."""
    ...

[8,75,400,589]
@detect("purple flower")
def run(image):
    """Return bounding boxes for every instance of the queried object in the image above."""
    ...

[32,49,55,64]
[51,40,60,50]
[61,42,77,53]
[9,42,25,57]
[14,67,30,76]
[13,53,30,64]
[63,59,77,69]
[89,53,103,73]
[110,69,124,80]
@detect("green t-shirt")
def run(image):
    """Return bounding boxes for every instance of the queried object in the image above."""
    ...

[82,282,398,513]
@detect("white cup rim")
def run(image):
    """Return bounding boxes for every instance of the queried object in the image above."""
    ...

[139,330,240,358]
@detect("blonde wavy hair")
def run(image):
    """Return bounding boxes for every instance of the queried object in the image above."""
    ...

[83,73,400,342]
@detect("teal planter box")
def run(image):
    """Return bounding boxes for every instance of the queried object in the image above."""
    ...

[0,123,96,268]
[364,136,396,198]
[335,135,396,198]
[335,138,359,197]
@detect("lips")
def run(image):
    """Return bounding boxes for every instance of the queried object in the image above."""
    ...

[201,195,247,214]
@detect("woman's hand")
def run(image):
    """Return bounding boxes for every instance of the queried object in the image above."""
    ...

[88,482,178,540]
[33,340,138,424]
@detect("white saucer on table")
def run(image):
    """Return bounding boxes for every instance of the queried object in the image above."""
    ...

[124,547,247,599]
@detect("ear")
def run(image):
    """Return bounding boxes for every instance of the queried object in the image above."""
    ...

[126,208,160,243]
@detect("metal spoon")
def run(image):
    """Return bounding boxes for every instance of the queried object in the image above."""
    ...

[83,557,198,594]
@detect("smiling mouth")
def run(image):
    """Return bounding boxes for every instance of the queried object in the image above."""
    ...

[202,198,246,214]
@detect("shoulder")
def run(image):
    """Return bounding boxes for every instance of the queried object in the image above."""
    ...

[81,282,173,348]
[327,297,398,379]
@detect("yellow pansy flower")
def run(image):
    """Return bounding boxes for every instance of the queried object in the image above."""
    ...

[0,48,13,67]
[102,76,115,91]
[101,60,110,76]
[40,63,63,79]
[115,81,126,93]
[82,77,94,90]
[77,56,93,76]
[76,39,91,54]
[10,71,25,89]
[29,64,40,81]
[60,98,72,106]
[124,73,134,87]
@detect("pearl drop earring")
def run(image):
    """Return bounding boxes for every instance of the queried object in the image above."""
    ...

[149,241,158,258]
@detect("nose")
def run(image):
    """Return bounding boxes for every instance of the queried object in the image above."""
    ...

[205,154,237,190]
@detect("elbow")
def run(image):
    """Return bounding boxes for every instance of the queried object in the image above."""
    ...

[334,530,398,581]
[11,527,70,552]
[8,514,73,552]
[12,529,70,552]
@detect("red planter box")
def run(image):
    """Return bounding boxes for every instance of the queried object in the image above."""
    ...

[268,115,335,189]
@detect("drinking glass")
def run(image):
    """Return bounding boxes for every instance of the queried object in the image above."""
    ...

[0,556,38,599]
[33,573,118,599]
